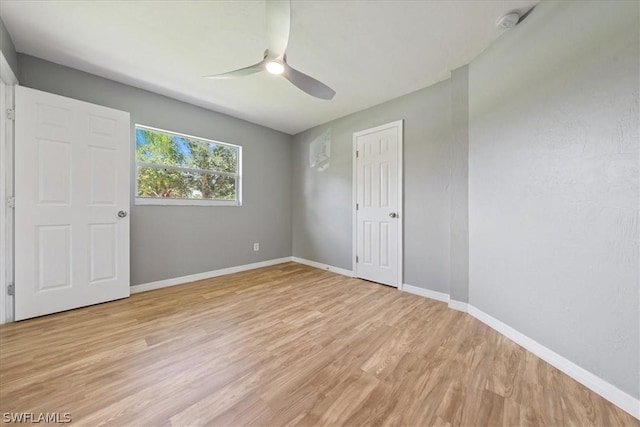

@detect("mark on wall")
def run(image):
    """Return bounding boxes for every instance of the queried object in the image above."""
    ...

[309,129,331,172]
[536,110,588,155]
[528,95,639,210]
[614,91,639,154]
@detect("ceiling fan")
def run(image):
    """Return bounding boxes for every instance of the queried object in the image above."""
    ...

[206,0,335,100]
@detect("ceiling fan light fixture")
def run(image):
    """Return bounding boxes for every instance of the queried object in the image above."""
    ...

[206,1,335,99]
[266,61,285,75]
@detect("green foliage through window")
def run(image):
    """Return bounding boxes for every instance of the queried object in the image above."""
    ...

[135,126,241,202]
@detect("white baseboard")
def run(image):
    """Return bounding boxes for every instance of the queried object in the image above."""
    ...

[467,306,639,420]
[291,256,354,277]
[402,284,449,303]
[131,257,292,294]
[131,256,354,294]
[401,288,638,420]
[448,300,468,312]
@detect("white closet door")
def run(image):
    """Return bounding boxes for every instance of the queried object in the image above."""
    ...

[355,121,403,287]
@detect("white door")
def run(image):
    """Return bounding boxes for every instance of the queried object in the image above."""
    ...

[14,86,130,321]
[354,120,403,287]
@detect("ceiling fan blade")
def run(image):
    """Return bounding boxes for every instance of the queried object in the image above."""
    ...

[205,59,266,79]
[282,63,335,100]
[266,0,290,58]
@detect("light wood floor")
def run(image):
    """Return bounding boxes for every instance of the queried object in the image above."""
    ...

[0,262,637,427]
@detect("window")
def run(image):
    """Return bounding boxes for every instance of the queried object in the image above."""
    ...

[135,125,241,206]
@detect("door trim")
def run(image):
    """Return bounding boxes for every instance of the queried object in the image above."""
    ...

[352,120,403,288]
[0,51,18,324]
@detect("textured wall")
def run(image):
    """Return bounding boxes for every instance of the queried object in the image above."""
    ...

[469,0,639,398]
[19,55,293,286]
[292,80,452,293]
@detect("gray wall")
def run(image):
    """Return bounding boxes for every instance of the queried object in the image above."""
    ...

[0,16,18,77]
[449,66,469,303]
[468,0,639,399]
[18,55,293,286]
[292,80,452,293]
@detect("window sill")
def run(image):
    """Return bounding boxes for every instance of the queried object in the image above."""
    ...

[135,197,241,207]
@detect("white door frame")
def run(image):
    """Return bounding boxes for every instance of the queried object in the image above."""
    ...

[352,120,403,288]
[0,51,18,324]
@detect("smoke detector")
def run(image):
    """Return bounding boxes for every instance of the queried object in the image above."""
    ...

[496,12,521,30]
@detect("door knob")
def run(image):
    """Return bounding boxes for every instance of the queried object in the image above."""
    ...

[389,212,397,218]
[118,210,128,218]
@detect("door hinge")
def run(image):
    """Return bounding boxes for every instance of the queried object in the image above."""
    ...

[356,150,359,158]
[6,108,14,121]
[7,196,15,208]
[7,283,14,296]
[356,203,359,210]
[356,256,359,263]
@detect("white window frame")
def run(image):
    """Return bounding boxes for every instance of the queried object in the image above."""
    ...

[134,125,242,206]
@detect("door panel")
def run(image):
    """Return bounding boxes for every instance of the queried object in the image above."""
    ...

[89,223,117,283]
[90,147,117,204]
[355,121,402,287]
[37,225,71,290]
[37,140,71,204]
[15,86,130,321]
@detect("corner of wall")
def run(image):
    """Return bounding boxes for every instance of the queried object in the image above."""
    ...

[448,65,469,303]
[0,17,19,80]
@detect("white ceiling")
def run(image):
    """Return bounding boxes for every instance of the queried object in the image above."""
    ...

[1,0,536,135]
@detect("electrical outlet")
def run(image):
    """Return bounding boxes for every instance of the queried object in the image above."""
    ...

[253,243,259,251]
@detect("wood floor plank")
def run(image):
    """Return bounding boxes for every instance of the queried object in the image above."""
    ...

[0,262,637,426]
